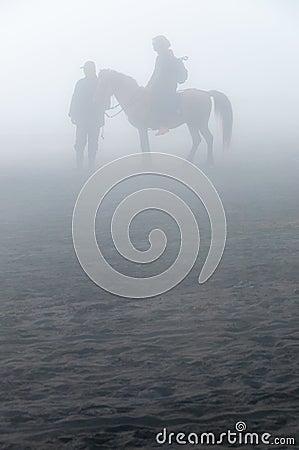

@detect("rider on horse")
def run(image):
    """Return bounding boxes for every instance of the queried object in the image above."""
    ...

[147,35,187,136]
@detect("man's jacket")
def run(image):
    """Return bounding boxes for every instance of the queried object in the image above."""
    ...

[69,77,104,126]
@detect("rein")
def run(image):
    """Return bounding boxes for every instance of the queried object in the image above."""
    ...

[105,106,123,119]
[104,91,141,119]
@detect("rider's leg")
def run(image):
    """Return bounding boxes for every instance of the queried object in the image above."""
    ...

[155,91,178,135]
[74,124,87,169]
[155,99,169,135]
[150,89,170,134]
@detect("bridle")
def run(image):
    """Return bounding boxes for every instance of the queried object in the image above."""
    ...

[104,92,140,119]
[101,92,141,140]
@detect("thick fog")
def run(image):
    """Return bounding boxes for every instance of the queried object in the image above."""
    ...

[1,4,299,447]
[0,0,299,165]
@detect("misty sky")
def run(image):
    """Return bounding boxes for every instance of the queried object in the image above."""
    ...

[0,0,298,146]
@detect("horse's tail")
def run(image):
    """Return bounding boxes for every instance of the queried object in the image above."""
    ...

[209,90,233,150]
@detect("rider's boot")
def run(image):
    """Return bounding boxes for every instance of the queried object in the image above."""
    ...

[155,127,169,136]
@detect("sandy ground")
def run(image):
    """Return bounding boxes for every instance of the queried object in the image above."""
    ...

[0,147,298,449]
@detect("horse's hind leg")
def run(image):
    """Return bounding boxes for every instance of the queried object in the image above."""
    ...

[200,125,214,165]
[187,123,201,162]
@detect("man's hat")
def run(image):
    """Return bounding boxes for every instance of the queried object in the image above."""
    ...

[80,61,96,70]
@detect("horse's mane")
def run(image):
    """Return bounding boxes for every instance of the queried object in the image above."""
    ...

[99,69,140,89]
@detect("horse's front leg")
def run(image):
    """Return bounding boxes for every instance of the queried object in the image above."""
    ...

[138,128,150,153]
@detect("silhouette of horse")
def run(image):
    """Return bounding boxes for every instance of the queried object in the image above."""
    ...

[96,69,233,164]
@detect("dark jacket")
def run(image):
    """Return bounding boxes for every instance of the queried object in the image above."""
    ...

[147,49,178,94]
[69,77,104,126]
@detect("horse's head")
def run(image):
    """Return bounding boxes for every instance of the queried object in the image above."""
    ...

[96,69,139,111]
[96,69,114,110]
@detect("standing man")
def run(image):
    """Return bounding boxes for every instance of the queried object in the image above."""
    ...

[69,61,104,169]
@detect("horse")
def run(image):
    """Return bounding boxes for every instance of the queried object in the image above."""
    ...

[96,69,233,164]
